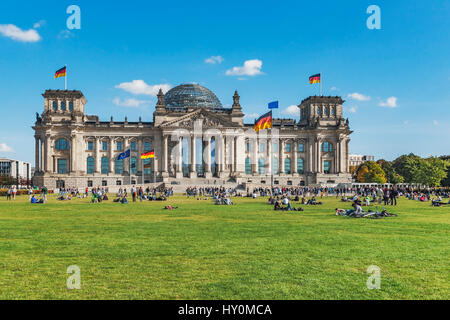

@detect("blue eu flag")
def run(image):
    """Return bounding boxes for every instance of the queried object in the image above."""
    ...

[117,149,130,160]
[268,101,278,109]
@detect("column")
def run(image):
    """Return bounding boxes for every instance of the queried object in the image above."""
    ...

[69,135,75,173]
[280,140,285,175]
[95,137,101,173]
[267,139,272,175]
[229,136,235,173]
[335,139,340,173]
[124,138,130,175]
[163,135,168,174]
[252,137,258,175]
[40,139,44,174]
[109,137,115,174]
[205,136,211,177]
[176,136,182,177]
[308,139,313,172]
[138,138,143,175]
[190,135,196,178]
[220,135,226,177]
[316,139,322,173]
[293,141,298,175]
[35,136,40,172]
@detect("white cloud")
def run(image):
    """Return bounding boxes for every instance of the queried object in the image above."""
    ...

[347,92,370,101]
[244,113,260,120]
[112,97,149,108]
[330,86,338,91]
[226,59,263,76]
[379,96,397,108]
[58,30,74,39]
[33,20,46,29]
[281,105,299,116]
[0,143,13,152]
[0,24,41,42]
[115,80,171,96]
[205,55,224,64]
[433,120,439,126]
[348,106,357,113]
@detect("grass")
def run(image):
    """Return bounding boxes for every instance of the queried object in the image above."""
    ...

[0,193,448,300]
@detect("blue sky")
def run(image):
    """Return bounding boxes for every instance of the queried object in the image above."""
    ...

[0,0,449,165]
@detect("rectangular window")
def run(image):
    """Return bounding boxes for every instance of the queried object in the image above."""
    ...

[246,142,250,152]
[144,141,150,151]
[285,143,291,152]
[143,159,151,175]
[57,159,67,174]
[130,141,136,151]
[102,141,108,151]
[273,143,278,152]
[102,181,107,186]
[88,141,93,151]
[116,141,123,151]
[116,180,122,186]
[101,158,109,174]
[87,180,93,187]
[260,143,265,152]
[324,160,331,174]
[115,159,123,174]
[298,143,304,152]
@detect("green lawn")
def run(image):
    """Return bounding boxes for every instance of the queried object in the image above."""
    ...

[0,194,448,300]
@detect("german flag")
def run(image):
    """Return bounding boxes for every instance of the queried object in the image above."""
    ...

[309,73,321,84]
[54,66,67,79]
[254,111,272,132]
[141,150,155,159]
[143,163,152,169]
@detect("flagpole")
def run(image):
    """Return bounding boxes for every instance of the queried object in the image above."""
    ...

[320,72,322,96]
[65,64,67,90]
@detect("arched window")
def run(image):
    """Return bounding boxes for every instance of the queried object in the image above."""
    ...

[297,158,304,174]
[258,158,265,174]
[130,141,136,151]
[130,157,137,174]
[321,141,333,152]
[331,107,336,116]
[317,107,321,115]
[245,157,251,174]
[272,156,279,175]
[115,159,123,174]
[101,157,109,174]
[87,157,95,174]
[52,101,58,111]
[324,107,329,116]
[143,159,152,175]
[144,141,151,152]
[284,158,291,174]
[298,143,304,152]
[61,101,66,111]
[55,138,70,151]
[69,101,74,111]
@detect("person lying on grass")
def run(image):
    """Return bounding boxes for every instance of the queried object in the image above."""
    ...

[164,205,178,210]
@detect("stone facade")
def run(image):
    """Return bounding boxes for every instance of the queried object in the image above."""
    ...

[32,84,352,189]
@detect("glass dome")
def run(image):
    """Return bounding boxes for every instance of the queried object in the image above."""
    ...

[164,83,224,111]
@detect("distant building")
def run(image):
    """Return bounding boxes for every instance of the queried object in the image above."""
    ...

[0,157,32,181]
[348,154,375,167]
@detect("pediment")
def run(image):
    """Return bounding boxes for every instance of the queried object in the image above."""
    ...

[159,109,238,128]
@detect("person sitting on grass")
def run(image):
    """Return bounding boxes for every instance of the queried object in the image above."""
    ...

[364,196,371,206]
[30,195,38,204]
[120,196,128,204]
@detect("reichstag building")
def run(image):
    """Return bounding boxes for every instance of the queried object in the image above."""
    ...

[33,83,352,189]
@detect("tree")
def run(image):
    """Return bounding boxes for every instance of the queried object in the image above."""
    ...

[377,160,404,184]
[415,157,448,187]
[439,156,450,187]
[356,161,387,184]
[392,153,421,183]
